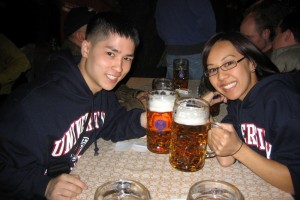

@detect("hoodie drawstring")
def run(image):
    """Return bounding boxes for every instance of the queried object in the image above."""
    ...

[94,140,99,156]
[93,94,100,156]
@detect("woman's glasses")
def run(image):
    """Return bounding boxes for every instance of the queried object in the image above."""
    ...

[204,57,246,77]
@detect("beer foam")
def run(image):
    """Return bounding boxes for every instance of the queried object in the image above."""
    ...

[174,106,209,126]
[148,95,176,112]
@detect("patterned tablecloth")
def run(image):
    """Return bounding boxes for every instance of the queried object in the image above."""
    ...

[71,78,293,200]
[73,138,293,200]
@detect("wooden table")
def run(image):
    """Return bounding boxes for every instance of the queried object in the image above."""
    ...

[72,78,293,200]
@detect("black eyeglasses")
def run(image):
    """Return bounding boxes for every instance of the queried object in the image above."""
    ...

[204,57,246,77]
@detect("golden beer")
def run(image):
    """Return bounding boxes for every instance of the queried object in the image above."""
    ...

[147,90,176,154]
[169,97,210,172]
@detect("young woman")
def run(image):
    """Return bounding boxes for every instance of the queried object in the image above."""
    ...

[202,32,300,198]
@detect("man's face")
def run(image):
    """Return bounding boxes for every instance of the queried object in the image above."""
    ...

[240,15,271,53]
[79,34,135,94]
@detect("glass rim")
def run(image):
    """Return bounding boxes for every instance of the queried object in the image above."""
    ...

[188,179,244,200]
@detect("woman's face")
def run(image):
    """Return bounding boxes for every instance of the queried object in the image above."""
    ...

[207,40,257,101]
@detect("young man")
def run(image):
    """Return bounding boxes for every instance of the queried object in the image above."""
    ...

[0,12,147,199]
[61,6,147,111]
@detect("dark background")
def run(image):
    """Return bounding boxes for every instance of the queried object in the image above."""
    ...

[1,0,297,78]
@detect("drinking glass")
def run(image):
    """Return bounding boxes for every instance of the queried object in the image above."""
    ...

[152,78,174,90]
[147,89,177,154]
[94,179,151,200]
[173,59,189,90]
[169,97,215,172]
[187,180,244,200]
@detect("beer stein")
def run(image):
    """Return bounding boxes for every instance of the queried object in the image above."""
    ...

[94,179,151,200]
[146,90,177,154]
[152,78,174,90]
[173,59,189,90]
[169,97,211,172]
[187,180,244,200]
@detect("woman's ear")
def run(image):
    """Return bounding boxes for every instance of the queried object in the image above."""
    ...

[81,40,90,57]
[249,59,256,72]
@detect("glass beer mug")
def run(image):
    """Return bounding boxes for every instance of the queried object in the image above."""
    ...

[152,78,174,90]
[169,97,211,172]
[146,90,177,154]
[94,179,151,200]
[173,59,189,90]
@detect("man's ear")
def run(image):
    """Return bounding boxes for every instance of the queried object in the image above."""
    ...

[262,28,271,40]
[76,31,86,43]
[81,40,90,57]
[283,29,293,42]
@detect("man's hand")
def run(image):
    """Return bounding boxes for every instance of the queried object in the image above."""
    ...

[136,91,148,109]
[45,173,87,200]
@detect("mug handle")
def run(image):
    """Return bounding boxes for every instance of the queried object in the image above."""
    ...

[206,122,219,158]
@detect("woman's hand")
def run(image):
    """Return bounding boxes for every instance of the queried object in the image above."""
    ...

[209,123,242,157]
[201,91,226,106]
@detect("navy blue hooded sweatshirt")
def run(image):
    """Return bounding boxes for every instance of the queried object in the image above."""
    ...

[0,51,146,199]
[222,71,300,199]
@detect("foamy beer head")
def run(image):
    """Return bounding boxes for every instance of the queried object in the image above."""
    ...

[174,98,209,125]
[148,90,176,112]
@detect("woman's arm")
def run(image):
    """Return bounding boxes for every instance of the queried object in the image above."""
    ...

[210,123,294,194]
[234,144,294,194]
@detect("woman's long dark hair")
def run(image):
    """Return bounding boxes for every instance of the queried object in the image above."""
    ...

[202,31,279,91]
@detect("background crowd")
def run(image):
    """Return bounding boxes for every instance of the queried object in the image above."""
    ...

[1,0,299,90]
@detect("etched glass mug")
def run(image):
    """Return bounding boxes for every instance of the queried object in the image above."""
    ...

[152,78,174,90]
[146,89,177,154]
[94,179,151,200]
[187,180,244,200]
[173,58,189,90]
[169,97,214,172]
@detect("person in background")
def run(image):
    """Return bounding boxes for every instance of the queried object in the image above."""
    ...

[61,6,147,110]
[61,6,96,56]
[239,0,290,57]
[271,11,300,72]
[202,32,299,199]
[0,12,147,199]
[155,0,216,80]
[0,33,31,102]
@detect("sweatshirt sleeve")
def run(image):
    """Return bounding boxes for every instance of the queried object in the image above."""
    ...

[0,103,51,199]
[97,91,146,142]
